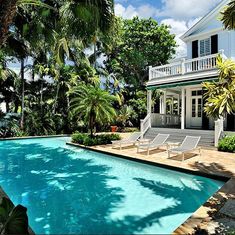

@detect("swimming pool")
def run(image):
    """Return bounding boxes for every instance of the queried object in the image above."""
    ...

[0,137,224,234]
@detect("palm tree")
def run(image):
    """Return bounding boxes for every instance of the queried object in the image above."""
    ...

[221,0,235,30]
[70,84,117,137]
[203,55,235,118]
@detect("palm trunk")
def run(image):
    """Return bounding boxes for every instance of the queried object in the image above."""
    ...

[40,76,43,111]
[53,82,60,114]
[89,114,94,137]
[0,0,18,47]
[20,58,25,130]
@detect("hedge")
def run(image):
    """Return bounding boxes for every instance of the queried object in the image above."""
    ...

[72,132,121,146]
[218,135,235,153]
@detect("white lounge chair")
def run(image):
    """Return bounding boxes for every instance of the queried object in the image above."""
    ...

[137,134,170,155]
[112,132,141,150]
[167,136,201,161]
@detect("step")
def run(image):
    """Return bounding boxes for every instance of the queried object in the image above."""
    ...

[144,128,215,146]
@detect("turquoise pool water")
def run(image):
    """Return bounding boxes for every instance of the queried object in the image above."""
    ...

[0,137,223,234]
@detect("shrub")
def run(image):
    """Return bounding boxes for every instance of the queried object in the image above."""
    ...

[218,135,235,153]
[71,132,121,146]
[117,127,139,133]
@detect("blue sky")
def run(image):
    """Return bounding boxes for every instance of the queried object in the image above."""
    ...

[115,0,223,56]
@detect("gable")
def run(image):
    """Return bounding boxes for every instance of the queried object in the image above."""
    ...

[181,0,230,42]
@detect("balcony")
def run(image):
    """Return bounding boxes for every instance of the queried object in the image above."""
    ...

[148,51,225,84]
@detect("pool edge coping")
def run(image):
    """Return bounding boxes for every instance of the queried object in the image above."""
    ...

[0,134,70,141]
[67,142,234,235]
[66,142,230,182]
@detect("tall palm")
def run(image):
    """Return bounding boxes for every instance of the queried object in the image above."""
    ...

[221,0,235,30]
[70,84,117,137]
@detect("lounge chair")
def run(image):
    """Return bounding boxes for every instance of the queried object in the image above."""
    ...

[137,134,170,155]
[167,136,201,161]
[112,132,141,150]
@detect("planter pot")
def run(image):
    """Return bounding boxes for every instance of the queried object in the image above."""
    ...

[111,126,118,133]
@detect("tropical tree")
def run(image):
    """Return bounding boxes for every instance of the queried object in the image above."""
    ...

[105,17,176,90]
[221,0,235,30]
[70,84,117,137]
[203,55,235,118]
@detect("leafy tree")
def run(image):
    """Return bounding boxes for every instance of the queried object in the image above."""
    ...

[221,0,235,30]
[70,84,117,137]
[116,105,134,128]
[105,17,176,90]
[203,55,235,118]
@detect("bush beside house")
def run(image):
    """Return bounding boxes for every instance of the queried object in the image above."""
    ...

[218,135,235,153]
[72,133,121,146]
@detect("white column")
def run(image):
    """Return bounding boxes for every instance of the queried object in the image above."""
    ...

[147,90,152,114]
[181,88,185,129]
[163,91,167,114]
[177,94,180,115]
[149,66,153,80]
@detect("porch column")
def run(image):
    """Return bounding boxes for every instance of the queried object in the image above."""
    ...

[177,94,180,115]
[147,90,152,114]
[163,91,166,114]
[181,88,185,129]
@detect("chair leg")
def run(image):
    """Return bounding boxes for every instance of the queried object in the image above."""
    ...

[182,153,185,161]
[168,151,170,158]
[147,148,149,156]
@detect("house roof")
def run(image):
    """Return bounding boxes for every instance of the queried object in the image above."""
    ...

[180,0,230,41]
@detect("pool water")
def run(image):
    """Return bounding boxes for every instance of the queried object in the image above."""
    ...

[0,137,223,234]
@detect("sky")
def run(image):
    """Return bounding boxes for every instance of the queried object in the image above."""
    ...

[114,0,223,56]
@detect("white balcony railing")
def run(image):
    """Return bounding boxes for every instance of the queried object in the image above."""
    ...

[149,51,226,81]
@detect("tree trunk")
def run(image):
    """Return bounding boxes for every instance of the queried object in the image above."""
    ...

[0,0,18,47]
[89,114,94,137]
[20,58,25,130]
[5,101,9,113]
[53,82,60,114]
[40,76,43,111]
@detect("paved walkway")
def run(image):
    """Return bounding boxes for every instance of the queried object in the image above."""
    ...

[71,133,235,234]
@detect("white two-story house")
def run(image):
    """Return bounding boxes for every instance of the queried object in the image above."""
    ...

[141,0,235,146]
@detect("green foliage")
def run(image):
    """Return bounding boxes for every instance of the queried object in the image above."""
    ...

[0,197,29,235]
[218,135,235,153]
[221,0,235,30]
[105,17,176,89]
[116,105,134,128]
[70,84,118,136]
[118,127,139,133]
[72,132,121,146]
[203,55,235,118]
[0,113,24,138]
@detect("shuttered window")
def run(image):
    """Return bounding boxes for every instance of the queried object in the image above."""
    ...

[199,38,211,56]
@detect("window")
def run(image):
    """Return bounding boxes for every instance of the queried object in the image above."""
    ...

[192,90,202,96]
[200,38,211,57]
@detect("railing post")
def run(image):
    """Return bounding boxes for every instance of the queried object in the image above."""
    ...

[149,66,153,80]
[219,49,226,59]
[214,117,224,147]
[181,58,185,74]
[140,119,144,139]
[147,90,152,114]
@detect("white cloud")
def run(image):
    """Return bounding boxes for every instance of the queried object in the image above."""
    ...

[114,0,221,56]
[161,18,201,56]
[158,0,221,20]
[115,4,138,19]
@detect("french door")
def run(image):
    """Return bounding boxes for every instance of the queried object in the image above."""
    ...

[190,90,203,128]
